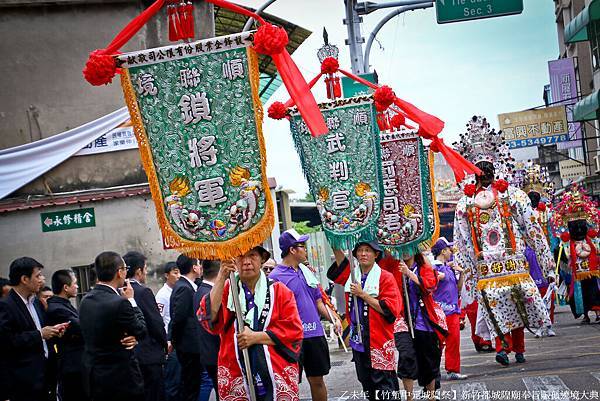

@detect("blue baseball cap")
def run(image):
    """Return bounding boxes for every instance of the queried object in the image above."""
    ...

[279,229,310,254]
[431,237,454,257]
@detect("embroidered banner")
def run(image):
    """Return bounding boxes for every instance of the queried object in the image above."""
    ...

[377,128,438,257]
[119,32,274,259]
[289,97,383,249]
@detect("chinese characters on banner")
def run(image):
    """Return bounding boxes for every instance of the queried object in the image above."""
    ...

[75,125,138,156]
[497,106,569,149]
[548,58,582,150]
[377,129,437,257]
[118,32,274,259]
[41,208,95,232]
[289,98,382,250]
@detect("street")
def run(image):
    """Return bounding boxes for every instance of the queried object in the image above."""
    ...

[300,306,600,400]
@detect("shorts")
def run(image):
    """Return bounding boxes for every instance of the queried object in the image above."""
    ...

[395,330,441,387]
[395,332,418,380]
[299,336,331,377]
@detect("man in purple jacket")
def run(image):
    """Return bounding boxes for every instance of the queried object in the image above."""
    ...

[269,229,342,401]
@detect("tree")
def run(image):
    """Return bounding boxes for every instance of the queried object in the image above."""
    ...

[292,221,320,235]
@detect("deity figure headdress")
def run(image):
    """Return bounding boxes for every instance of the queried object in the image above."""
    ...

[511,161,554,200]
[551,184,600,236]
[453,116,515,181]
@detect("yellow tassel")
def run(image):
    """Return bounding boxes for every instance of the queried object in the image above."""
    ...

[428,150,440,243]
[120,46,274,260]
[477,273,532,291]
[575,270,600,281]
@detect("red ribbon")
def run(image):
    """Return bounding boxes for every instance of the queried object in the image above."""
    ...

[83,0,327,137]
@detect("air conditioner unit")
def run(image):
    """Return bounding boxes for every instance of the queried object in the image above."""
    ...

[595,155,600,173]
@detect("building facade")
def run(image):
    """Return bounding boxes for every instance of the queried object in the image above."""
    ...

[555,0,600,196]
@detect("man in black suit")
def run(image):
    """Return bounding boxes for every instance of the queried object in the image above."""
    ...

[124,251,168,401]
[46,269,88,401]
[193,260,221,400]
[0,257,67,401]
[79,251,147,401]
[169,254,202,401]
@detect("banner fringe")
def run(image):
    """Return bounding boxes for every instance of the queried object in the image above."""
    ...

[477,273,532,291]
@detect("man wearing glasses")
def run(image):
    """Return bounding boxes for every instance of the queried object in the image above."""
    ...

[269,229,342,401]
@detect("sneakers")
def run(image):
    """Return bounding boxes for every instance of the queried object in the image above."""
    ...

[447,372,468,380]
[515,353,526,363]
[534,327,543,338]
[495,351,509,366]
[546,328,556,337]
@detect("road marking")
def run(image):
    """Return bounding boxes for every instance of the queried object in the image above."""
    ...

[449,381,490,401]
[592,372,600,383]
[522,375,571,401]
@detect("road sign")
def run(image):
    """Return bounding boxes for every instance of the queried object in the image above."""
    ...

[435,0,523,24]
[41,208,96,232]
[341,72,378,98]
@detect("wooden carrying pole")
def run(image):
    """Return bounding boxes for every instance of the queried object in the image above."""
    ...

[347,248,363,344]
[229,272,258,401]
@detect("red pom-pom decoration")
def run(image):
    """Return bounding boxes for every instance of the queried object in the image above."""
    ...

[537,202,547,212]
[588,229,598,238]
[390,114,405,129]
[373,85,396,111]
[253,24,289,56]
[464,184,476,197]
[267,101,288,120]
[321,57,339,75]
[493,179,509,193]
[560,232,571,242]
[83,49,117,86]
[429,138,445,154]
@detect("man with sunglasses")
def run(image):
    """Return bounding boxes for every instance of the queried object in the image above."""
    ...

[269,229,341,401]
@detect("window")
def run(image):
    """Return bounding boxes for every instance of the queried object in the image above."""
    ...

[71,264,96,306]
[590,20,600,71]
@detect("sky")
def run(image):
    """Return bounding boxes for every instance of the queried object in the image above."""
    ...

[234,0,559,198]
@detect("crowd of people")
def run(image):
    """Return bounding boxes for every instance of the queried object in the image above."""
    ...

[0,218,598,401]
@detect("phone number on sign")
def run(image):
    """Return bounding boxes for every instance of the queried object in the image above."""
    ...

[508,134,568,149]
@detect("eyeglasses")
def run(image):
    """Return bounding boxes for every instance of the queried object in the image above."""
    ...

[119,266,129,271]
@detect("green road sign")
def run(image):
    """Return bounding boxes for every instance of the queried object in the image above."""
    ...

[342,72,378,98]
[435,0,523,24]
[41,208,96,232]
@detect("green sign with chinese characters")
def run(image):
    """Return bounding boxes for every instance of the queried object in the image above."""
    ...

[289,97,383,250]
[435,0,523,24]
[41,208,95,232]
[341,72,377,99]
[119,32,274,260]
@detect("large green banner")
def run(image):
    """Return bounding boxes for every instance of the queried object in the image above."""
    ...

[289,97,383,249]
[119,32,273,259]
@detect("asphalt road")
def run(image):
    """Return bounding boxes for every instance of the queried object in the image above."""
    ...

[299,305,600,400]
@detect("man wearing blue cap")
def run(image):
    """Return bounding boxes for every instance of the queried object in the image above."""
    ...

[269,229,341,401]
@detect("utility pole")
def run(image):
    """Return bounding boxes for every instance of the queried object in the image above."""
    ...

[344,0,367,75]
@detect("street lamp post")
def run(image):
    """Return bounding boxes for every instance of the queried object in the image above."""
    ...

[362,2,433,72]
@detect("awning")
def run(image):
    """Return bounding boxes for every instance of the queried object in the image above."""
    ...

[564,0,600,43]
[573,91,600,121]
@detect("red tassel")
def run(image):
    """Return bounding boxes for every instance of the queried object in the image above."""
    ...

[333,77,341,98]
[177,2,186,39]
[324,76,333,99]
[168,4,178,41]
[186,2,195,39]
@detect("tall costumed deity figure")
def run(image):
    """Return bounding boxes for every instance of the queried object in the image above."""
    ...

[551,185,600,323]
[453,116,554,366]
[510,162,556,336]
